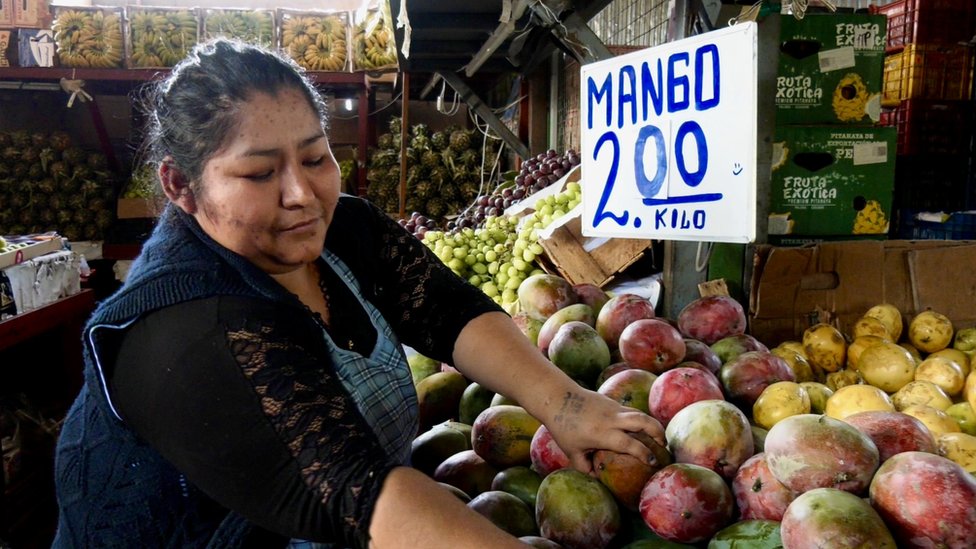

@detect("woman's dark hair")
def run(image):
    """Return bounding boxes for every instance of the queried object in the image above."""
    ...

[142,38,328,189]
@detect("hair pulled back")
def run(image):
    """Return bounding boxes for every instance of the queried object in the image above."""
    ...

[143,38,328,188]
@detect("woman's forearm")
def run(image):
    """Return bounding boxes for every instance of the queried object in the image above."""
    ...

[368,466,528,548]
[450,311,579,426]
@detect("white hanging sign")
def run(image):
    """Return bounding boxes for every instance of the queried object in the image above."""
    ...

[580,22,758,243]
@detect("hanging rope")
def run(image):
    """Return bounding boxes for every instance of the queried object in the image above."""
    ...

[59,78,92,108]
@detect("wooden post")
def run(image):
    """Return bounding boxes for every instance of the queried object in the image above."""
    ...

[357,87,369,197]
[398,72,410,220]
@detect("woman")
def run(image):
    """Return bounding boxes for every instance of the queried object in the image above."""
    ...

[53,39,659,548]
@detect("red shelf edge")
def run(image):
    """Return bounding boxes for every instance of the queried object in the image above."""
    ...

[0,66,369,87]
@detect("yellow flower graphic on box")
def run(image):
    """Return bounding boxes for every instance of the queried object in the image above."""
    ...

[832,73,869,123]
[853,200,889,234]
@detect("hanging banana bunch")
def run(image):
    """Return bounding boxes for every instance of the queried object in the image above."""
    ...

[280,12,348,72]
[352,9,397,71]
[52,8,124,68]
[129,8,198,68]
[203,9,274,48]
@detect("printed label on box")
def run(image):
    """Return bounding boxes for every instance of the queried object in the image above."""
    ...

[0,31,9,67]
[853,141,888,166]
[28,28,53,65]
[17,28,52,67]
[818,46,856,73]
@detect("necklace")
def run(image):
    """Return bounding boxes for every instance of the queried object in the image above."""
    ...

[304,261,331,330]
[303,261,356,351]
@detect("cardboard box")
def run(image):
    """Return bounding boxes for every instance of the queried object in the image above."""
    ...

[776,14,886,125]
[0,0,13,28]
[16,27,54,67]
[749,240,976,345]
[117,197,165,219]
[536,206,652,287]
[0,236,65,269]
[12,0,48,28]
[768,125,896,238]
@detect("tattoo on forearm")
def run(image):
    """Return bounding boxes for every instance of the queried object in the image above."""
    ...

[553,391,584,426]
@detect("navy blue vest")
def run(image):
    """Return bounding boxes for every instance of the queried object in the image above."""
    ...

[53,205,416,547]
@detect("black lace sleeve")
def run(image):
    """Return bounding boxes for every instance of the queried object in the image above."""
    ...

[329,197,503,363]
[109,296,397,548]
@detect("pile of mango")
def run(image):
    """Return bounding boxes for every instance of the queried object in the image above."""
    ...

[404,273,976,548]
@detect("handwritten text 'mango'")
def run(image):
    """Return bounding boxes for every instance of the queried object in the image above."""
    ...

[586,44,721,130]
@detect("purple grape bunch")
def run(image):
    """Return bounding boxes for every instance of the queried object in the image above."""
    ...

[447,148,580,232]
[399,211,439,239]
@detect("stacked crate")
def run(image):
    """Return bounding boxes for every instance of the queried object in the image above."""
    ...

[0,0,53,67]
[871,0,976,232]
[768,13,896,244]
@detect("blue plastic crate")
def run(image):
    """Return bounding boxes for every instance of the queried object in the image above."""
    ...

[895,211,976,240]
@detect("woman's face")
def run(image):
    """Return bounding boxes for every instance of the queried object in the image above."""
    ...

[193,87,339,275]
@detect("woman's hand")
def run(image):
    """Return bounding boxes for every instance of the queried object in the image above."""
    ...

[538,387,666,476]
[451,311,666,475]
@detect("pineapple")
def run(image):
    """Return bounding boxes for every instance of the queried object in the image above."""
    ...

[449,129,471,152]
[413,180,432,200]
[388,116,402,136]
[50,131,71,151]
[410,134,430,152]
[36,178,56,194]
[459,149,478,167]
[406,164,427,182]
[62,147,85,166]
[426,196,446,218]
[10,130,29,148]
[421,150,441,169]
[411,123,429,138]
[431,131,448,151]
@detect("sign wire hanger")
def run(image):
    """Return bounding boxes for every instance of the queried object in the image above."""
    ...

[788,0,838,20]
